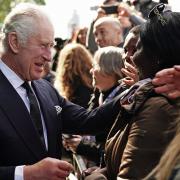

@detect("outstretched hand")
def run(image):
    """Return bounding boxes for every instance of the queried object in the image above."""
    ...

[152,65,180,99]
[24,157,74,180]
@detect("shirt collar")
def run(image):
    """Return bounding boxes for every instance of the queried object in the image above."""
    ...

[0,59,24,89]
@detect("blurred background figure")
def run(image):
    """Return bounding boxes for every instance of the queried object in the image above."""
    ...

[86,0,120,54]
[51,37,68,72]
[42,62,56,85]
[54,43,93,108]
[93,16,123,48]
[71,26,88,47]
[87,0,145,53]
[117,1,145,40]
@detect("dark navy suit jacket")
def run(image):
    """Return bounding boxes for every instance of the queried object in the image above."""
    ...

[0,71,120,180]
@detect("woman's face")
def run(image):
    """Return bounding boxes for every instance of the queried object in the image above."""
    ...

[132,38,149,80]
[133,37,164,80]
[122,32,139,65]
[77,28,87,46]
[90,60,117,91]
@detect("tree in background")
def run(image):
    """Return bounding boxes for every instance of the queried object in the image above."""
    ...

[0,0,45,25]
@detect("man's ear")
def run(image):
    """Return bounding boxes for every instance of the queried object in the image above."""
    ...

[8,32,20,53]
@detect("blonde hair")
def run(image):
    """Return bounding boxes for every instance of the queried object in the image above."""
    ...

[54,43,93,100]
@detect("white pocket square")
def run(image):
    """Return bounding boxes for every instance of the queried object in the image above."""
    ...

[54,105,62,115]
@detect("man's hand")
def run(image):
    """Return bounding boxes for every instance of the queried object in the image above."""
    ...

[24,157,74,180]
[152,65,180,99]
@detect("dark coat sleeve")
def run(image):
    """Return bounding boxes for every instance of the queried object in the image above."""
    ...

[61,93,121,135]
[0,167,15,180]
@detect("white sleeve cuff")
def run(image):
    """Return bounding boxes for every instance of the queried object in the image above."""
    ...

[15,165,24,180]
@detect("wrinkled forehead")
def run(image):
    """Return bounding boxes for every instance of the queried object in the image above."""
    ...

[93,21,117,33]
[29,20,54,43]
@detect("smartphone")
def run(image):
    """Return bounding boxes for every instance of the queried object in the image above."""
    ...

[101,5,118,14]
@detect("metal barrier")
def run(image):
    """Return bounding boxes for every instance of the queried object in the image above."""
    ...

[72,153,87,179]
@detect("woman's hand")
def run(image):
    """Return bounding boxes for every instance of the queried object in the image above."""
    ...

[121,60,139,86]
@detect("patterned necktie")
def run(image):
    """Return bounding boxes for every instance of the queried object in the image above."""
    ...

[22,82,45,147]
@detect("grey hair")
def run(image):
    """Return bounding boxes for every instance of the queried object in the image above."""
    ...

[1,3,51,52]
[94,46,124,79]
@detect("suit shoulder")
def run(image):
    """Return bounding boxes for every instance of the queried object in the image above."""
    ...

[33,79,63,100]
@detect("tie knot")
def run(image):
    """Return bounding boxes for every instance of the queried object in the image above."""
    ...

[22,81,32,93]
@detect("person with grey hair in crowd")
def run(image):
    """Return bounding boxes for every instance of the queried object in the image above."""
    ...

[0,3,122,180]
[63,46,127,168]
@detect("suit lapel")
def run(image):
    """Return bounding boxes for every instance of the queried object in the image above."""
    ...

[0,71,47,159]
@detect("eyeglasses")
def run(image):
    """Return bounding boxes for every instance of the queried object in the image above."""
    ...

[148,3,167,26]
